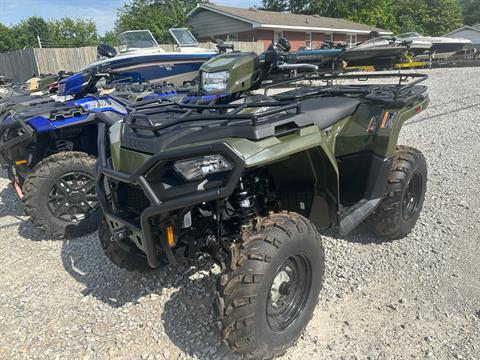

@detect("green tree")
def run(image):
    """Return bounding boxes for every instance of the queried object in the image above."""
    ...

[9,16,50,49]
[460,0,480,25]
[0,23,16,51]
[260,0,309,12]
[260,0,289,11]
[395,0,463,35]
[46,18,98,47]
[339,0,398,31]
[100,30,118,45]
[0,16,100,51]
[114,0,202,43]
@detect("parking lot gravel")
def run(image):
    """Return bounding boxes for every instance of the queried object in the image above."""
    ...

[1,67,480,360]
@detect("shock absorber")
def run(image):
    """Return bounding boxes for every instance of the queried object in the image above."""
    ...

[55,139,74,152]
[234,177,256,227]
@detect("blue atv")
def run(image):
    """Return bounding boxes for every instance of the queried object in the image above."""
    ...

[0,71,184,237]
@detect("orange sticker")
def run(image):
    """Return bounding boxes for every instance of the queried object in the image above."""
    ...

[380,112,389,129]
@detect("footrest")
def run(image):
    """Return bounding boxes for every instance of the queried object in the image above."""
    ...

[339,198,382,236]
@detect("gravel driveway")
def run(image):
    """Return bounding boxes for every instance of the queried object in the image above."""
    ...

[1,67,479,360]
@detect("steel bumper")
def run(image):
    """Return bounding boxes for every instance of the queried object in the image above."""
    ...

[95,123,245,268]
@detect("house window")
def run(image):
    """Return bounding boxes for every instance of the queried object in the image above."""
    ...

[226,33,238,41]
[274,30,283,43]
[346,34,357,48]
[305,32,312,49]
[324,33,333,43]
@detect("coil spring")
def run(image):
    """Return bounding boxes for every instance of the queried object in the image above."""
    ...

[55,140,73,152]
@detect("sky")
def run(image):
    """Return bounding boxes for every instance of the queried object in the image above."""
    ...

[0,0,261,34]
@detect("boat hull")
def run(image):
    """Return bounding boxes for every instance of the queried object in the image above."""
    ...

[415,42,470,60]
[290,49,344,67]
[86,53,215,85]
[340,47,407,67]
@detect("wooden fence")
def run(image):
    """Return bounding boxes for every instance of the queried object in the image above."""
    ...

[0,48,38,82]
[0,41,265,82]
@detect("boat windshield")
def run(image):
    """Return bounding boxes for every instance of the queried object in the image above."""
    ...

[169,28,199,47]
[360,36,391,45]
[117,30,159,53]
[397,32,422,38]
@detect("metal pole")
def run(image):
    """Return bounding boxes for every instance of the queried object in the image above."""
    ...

[37,35,42,48]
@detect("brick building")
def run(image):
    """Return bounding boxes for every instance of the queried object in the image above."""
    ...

[187,3,391,51]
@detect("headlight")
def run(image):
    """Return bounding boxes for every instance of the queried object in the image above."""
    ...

[173,155,233,181]
[201,71,229,92]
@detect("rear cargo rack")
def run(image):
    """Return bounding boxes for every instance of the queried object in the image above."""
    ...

[263,72,428,101]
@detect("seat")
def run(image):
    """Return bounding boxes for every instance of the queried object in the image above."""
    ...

[293,96,361,129]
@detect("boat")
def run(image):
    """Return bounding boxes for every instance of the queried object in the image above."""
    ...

[338,35,431,68]
[397,32,471,60]
[339,37,409,68]
[288,42,345,68]
[85,28,216,85]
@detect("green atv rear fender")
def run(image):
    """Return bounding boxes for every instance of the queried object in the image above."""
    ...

[334,95,430,158]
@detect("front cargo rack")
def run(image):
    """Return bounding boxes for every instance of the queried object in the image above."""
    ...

[125,99,302,133]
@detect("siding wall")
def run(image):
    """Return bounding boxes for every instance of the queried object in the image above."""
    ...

[187,9,373,51]
[187,8,252,38]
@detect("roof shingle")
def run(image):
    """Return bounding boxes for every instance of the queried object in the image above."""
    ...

[197,3,391,34]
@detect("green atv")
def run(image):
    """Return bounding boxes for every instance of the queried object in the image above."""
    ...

[96,40,429,358]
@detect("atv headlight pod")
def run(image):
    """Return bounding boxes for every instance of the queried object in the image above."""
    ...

[173,154,233,181]
[201,71,229,92]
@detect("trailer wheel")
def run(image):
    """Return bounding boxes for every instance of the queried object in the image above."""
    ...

[23,152,100,238]
[215,211,325,359]
[366,145,427,240]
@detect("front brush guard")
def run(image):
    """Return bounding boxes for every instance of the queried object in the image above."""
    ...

[0,111,34,155]
[95,123,245,268]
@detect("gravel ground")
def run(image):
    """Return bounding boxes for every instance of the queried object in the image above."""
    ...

[1,67,480,360]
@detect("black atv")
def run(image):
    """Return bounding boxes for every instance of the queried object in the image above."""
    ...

[96,40,429,358]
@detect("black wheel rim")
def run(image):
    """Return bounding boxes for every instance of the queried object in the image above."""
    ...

[402,172,422,221]
[48,172,98,222]
[266,254,312,332]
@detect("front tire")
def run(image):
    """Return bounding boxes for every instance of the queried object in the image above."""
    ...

[215,212,325,359]
[366,145,427,240]
[98,216,151,272]
[22,152,100,238]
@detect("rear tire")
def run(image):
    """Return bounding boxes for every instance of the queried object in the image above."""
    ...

[366,145,427,240]
[215,211,325,359]
[98,216,151,272]
[23,152,100,238]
